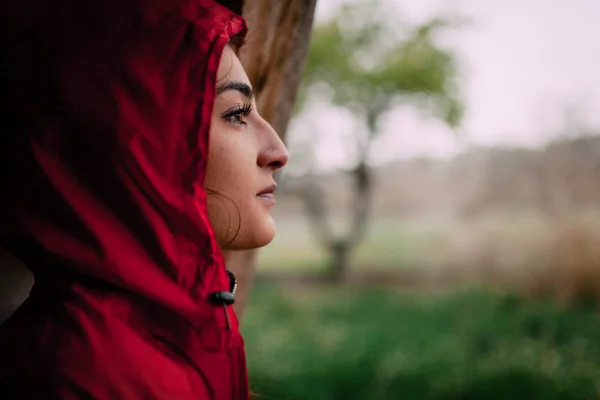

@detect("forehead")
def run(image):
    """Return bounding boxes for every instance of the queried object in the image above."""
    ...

[216,45,249,84]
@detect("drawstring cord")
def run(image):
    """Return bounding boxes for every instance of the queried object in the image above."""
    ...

[209,270,237,330]
[223,304,231,330]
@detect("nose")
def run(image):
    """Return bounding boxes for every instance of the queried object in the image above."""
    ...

[257,120,289,171]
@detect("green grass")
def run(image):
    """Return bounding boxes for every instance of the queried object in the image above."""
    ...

[242,285,600,400]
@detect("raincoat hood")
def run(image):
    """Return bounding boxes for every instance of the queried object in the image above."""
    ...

[1,0,245,324]
[0,1,252,398]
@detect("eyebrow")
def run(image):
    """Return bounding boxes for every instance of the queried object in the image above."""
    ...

[216,80,254,100]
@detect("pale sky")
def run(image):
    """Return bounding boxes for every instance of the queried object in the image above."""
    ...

[286,0,600,172]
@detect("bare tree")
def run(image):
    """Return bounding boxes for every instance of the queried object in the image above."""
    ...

[292,1,463,281]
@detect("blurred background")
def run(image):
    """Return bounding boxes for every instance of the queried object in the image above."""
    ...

[243,0,600,398]
[1,0,599,398]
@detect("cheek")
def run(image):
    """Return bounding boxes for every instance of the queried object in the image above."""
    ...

[204,127,276,249]
[205,133,253,195]
[204,128,256,243]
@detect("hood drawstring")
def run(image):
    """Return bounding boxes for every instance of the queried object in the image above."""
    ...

[210,270,237,329]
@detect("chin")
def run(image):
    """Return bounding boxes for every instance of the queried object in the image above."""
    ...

[226,235,274,251]
[226,218,276,250]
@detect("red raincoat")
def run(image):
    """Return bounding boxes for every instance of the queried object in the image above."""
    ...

[0,0,250,398]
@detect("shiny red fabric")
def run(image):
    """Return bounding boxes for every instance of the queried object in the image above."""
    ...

[0,0,249,398]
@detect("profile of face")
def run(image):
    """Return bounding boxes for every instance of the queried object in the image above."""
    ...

[204,45,289,250]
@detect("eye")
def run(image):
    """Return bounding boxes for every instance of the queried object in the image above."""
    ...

[222,103,253,126]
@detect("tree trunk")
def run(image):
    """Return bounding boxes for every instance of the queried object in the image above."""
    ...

[329,242,350,282]
[294,160,372,283]
[227,0,317,320]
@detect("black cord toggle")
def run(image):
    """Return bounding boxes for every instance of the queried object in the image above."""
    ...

[209,270,237,305]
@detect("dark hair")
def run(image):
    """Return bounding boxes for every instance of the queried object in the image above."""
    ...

[228,32,246,54]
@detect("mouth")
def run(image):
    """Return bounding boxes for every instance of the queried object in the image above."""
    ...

[256,183,277,203]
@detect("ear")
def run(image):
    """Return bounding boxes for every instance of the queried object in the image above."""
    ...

[215,0,244,15]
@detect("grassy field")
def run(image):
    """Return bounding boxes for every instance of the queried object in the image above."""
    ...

[258,212,600,299]
[258,212,560,272]
[242,284,600,400]
[257,215,455,272]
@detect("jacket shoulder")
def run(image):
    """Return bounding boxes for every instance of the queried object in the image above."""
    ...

[0,298,210,399]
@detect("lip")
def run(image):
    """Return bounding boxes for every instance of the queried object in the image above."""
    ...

[256,183,277,203]
[257,183,277,196]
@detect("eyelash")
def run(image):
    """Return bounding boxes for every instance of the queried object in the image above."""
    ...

[222,103,253,126]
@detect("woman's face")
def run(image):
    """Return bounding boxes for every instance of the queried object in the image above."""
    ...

[205,45,289,250]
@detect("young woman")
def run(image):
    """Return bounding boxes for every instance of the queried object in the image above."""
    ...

[0,0,287,398]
